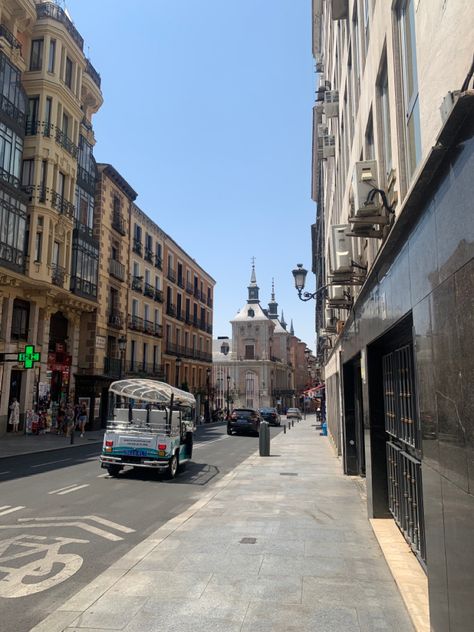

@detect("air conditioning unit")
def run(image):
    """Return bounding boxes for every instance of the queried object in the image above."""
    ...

[325,307,337,331]
[317,124,328,137]
[324,90,339,117]
[351,160,382,218]
[330,224,353,273]
[322,134,335,158]
[315,54,324,74]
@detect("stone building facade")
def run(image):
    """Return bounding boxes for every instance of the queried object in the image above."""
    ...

[312,1,474,629]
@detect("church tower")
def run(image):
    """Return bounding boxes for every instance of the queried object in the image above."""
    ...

[247,260,260,304]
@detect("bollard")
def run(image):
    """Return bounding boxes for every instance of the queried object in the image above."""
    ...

[259,420,270,456]
[283,423,286,434]
[292,419,295,427]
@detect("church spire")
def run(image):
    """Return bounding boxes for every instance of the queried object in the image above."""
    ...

[290,319,294,335]
[247,257,260,304]
[268,277,279,318]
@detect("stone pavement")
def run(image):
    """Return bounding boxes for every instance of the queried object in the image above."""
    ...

[31,418,416,632]
[0,429,104,459]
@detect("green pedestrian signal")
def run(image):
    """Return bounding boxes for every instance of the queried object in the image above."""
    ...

[18,344,41,369]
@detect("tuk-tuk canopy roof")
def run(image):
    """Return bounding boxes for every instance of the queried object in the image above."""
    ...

[109,379,196,406]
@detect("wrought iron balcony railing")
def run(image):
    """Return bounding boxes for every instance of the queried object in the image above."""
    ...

[128,314,143,332]
[0,241,24,272]
[77,165,96,194]
[104,357,121,377]
[131,275,143,292]
[108,310,122,329]
[177,277,184,289]
[0,24,22,52]
[144,247,153,263]
[166,303,176,317]
[70,275,97,299]
[51,190,75,218]
[144,282,155,298]
[55,127,78,158]
[207,296,213,308]
[167,269,176,283]
[132,238,142,256]
[112,211,126,236]
[36,2,84,51]
[154,254,162,269]
[154,289,164,303]
[51,263,66,287]
[0,93,25,132]
[186,283,194,295]
[85,59,101,89]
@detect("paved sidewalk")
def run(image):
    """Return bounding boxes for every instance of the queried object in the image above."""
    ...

[0,430,104,459]
[32,419,415,632]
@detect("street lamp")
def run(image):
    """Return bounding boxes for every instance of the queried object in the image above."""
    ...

[226,374,231,419]
[118,336,127,379]
[175,357,182,387]
[292,264,328,302]
[206,367,211,422]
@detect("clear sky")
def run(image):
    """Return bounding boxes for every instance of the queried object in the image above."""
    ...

[67,0,317,351]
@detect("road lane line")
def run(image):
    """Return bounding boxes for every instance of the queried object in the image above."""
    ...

[31,458,71,468]
[48,484,80,495]
[0,505,11,511]
[0,506,25,517]
[56,484,90,495]
[6,521,123,541]
[194,437,228,448]
[97,473,108,478]
[83,515,135,533]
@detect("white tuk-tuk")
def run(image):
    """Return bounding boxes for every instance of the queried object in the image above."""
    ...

[100,379,196,478]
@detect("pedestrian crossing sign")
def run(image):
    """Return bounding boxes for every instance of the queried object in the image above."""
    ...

[18,344,41,369]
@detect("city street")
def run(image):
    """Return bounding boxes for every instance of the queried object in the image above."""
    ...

[0,423,281,632]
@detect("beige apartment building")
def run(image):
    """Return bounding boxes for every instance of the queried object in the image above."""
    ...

[312,1,474,629]
[162,236,214,404]
[0,0,102,433]
[75,164,136,428]
[127,203,165,381]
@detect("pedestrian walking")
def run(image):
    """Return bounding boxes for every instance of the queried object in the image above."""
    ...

[8,398,20,433]
[56,404,66,435]
[77,402,88,437]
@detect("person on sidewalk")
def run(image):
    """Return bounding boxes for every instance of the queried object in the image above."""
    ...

[8,398,20,433]
[77,402,88,437]
[65,401,75,437]
[56,404,66,435]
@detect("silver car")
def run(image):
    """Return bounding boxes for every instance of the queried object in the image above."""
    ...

[286,407,302,420]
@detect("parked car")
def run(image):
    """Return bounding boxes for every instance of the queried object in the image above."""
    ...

[259,407,281,426]
[227,408,261,436]
[286,407,302,420]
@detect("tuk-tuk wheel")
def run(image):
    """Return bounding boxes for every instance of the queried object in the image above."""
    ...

[108,465,121,477]
[167,452,178,479]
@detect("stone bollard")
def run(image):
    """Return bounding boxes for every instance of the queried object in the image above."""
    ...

[259,420,270,456]
[283,424,286,434]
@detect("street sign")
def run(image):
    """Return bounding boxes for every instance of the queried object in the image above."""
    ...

[18,345,41,369]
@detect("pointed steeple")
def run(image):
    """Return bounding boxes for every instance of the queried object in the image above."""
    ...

[268,277,279,318]
[247,257,260,304]
[280,310,287,330]
[290,319,294,335]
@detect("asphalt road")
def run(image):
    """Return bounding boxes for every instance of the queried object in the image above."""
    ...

[0,422,282,632]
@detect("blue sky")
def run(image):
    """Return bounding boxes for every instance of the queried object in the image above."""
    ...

[68,0,317,350]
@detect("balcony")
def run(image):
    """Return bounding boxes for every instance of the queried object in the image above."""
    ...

[167,268,176,283]
[104,357,121,378]
[112,211,126,236]
[77,165,96,194]
[184,314,192,325]
[164,343,212,363]
[144,247,153,263]
[128,314,144,332]
[25,120,53,138]
[131,275,143,292]
[154,254,162,269]
[127,362,165,379]
[109,259,125,282]
[108,310,123,329]
[51,190,75,218]
[153,323,163,338]
[154,289,163,303]
[36,2,84,51]
[85,59,101,89]
[176,310,184,322]
[198,319,206,331]
[55,127,79,158]
[0,241,24,273]
[51,263,66,287]
[207,296,213,308]
[177,277,185,289]
[70,276,97,299]
[143,319,154,335]
[0,165,21,190]
[132,238,142,256]
[186,283,194,295]
[0,24,22,53]
[144,282,155,298]
[206,324,213,335]
[0,93,25,134]
[166,303,176,318]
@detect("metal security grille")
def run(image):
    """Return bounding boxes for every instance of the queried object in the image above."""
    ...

[383,345,425,562]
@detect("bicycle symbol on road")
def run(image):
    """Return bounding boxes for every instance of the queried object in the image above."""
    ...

[0,534,88,598]
[0,515,135,598]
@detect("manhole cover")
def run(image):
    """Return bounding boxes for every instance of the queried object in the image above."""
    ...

[280,472,298,476]
[240,537,257,544]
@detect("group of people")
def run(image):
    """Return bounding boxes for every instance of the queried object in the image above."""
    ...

[8,398,88,436]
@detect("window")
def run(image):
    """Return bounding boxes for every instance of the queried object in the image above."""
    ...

[398,0,421,179]
[57,171,66,198]
[132,299,138,316]
[34,230,42,262]
[134,223,142,242]
[365,111,374,160]
[0,189,27,267]
[378,62,392,176]
[145,269,150,285]
[245,345,255,360]
[27,97,39,132]
[21,159,34,188]
[70,236,98,298]
[0,123,24,181]
[130,340,136,369]
[44,97,52,135]
[52,241,60,266]
[245,372,256,408]
[144,304,149,321]
[65,57,73,89]
[48,39,56,73]
[62,112,69,137]
[133,261,139,277]
[352,7,361,107]
[11,300,29,341]
[30,39,43,71]
[143,343,147,369]
[75,187,94,227]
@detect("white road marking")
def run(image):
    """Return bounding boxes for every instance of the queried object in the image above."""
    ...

[13,515,135,541]
[31,458,71,468]
[97,473,109,478]
[194,436,228,448]
[0,506,25,517]
[56,484,90,495]
[5,521,123,541]
[17,515,135,534]
[48,484,81,495]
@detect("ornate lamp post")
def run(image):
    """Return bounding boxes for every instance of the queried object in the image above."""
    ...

[292,264,327,301]
[175,357,182,387]
[118,336,127,379]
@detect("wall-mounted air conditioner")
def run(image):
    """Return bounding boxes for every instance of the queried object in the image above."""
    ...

[322,135,335,158]
[328,285,345,301]
[324,90,339,117]
[351,160,382,217]
[325,307,337,330]
[330,224,352,273]
[315,53,324,73]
